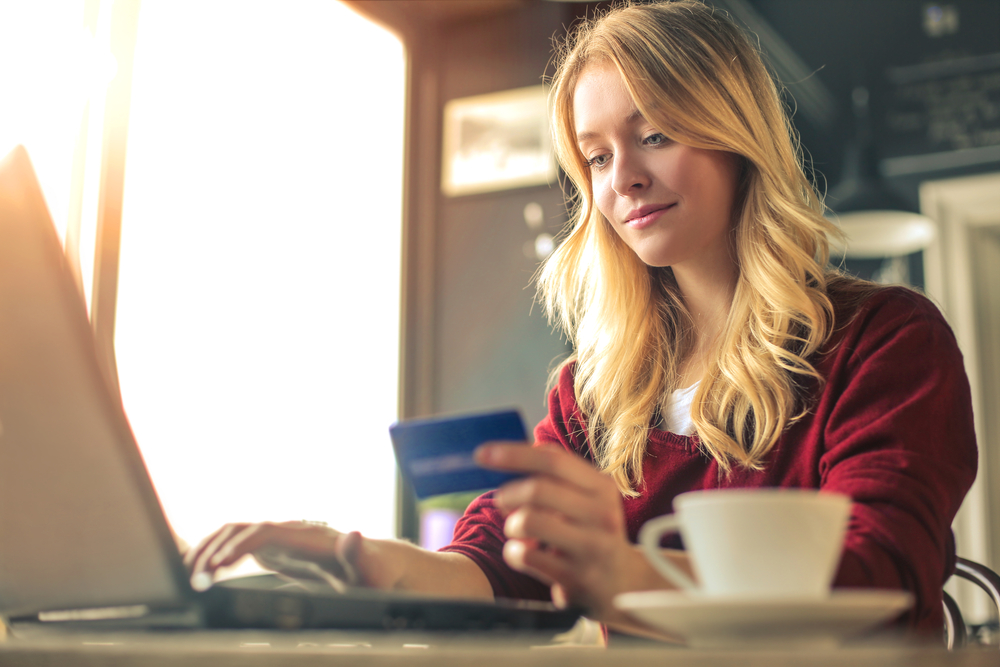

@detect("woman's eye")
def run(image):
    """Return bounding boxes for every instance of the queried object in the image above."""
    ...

[644,133,667,146]
[586,154,611,170]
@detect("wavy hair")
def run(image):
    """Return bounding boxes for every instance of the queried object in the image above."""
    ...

[537,0,844,495]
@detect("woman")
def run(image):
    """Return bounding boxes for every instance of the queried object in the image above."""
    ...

[188,1,977,637]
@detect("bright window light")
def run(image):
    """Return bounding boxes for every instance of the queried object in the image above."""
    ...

[0,0,110,246]
[115,0,405,558]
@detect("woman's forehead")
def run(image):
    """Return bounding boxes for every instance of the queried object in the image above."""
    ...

[572,64,644,141]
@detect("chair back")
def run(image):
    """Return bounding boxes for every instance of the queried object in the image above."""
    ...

[943,557,1000,649]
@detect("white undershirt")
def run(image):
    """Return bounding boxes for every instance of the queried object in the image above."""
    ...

[661,383,699,436]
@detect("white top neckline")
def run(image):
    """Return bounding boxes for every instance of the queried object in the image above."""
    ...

[661,383,698,436]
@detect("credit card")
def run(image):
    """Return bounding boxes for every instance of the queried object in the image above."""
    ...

[389,409,528,499]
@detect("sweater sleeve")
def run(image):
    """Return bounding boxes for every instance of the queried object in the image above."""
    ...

[437,366,584,601]
[438,490,550,601]
[819,289,978,632]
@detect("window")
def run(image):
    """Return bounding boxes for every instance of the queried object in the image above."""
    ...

[112,1,405,561]
[0,1,107,248]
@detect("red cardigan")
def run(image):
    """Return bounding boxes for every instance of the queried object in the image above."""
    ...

[441,286,978,634]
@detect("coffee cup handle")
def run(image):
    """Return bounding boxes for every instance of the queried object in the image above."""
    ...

[638,514,699,592]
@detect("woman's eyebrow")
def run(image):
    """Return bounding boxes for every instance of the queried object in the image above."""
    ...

[576,108,646,144]
[624,108,645,125]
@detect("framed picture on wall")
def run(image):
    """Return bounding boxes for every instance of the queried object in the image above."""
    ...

[441,85,557,197]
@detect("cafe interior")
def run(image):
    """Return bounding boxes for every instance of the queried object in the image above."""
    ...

[1,0,999,663]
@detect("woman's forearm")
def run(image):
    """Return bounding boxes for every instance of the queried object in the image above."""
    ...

[360,537,494,600]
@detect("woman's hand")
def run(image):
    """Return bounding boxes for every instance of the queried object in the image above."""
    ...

[184,521,402,592]
[476,442,673,623]
[183,520,494,601]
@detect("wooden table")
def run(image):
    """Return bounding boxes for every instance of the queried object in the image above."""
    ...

[1,628,996,667]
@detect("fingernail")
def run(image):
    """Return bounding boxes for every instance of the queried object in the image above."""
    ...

[474,445,497,464]
[191,572,213,592]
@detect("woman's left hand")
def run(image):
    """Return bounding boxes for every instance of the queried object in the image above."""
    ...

[475,441,667,622]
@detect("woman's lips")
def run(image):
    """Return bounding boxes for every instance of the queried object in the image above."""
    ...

[625,204,675,229]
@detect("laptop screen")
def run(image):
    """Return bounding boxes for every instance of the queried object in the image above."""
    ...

[0,145,191,618]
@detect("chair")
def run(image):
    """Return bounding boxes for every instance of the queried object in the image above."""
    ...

[942,557,1000,650]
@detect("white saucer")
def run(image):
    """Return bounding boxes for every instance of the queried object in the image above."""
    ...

[613,589,913,648]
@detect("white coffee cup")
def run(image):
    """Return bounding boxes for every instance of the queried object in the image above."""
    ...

[638,489,851,598]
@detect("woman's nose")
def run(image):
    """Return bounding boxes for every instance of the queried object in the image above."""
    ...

[610,152,650,196]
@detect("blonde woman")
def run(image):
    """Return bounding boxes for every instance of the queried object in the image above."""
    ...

[190,1,977,638]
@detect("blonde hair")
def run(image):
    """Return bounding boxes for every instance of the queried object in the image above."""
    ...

[538,0,843,495]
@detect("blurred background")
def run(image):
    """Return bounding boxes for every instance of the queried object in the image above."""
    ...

[2,0,998,634]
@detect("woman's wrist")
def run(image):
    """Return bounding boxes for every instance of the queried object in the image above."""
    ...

[344,535,410,591]
[626,544,674,592]
[593,546,689,640]
[640,546,695,587]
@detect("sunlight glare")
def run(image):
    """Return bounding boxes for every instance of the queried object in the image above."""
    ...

[115,0,405,554]
[0,0,114,245]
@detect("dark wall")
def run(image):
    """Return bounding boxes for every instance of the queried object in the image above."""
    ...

[435,185,569,427]
[433,4,571,430]
[749,0,1000,207]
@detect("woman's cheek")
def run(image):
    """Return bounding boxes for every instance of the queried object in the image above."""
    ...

[591,177,615,223]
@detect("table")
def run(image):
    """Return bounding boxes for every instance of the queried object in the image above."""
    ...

[0,628,996,667]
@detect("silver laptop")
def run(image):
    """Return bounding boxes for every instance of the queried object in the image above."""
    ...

[0,145,578,632]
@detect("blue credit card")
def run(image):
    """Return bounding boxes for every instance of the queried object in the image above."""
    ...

[389,409,528,499]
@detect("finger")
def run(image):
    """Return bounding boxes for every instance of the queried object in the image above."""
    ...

[502,539,558,586]
[494,475,619,530]
[476,443,606,493]
[504,506,601,563]
[504,538,596,613]
[551,583,569,610]
[184,523,247,570]
[205,524,268,570]
[210,521,335,569]
[189,523,246,579]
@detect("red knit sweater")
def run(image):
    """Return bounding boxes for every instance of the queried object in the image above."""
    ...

[441,285,978,635]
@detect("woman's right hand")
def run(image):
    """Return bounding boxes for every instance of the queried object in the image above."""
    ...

[183,521,403,592]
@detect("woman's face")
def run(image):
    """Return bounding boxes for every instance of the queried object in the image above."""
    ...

[573,63,741,273]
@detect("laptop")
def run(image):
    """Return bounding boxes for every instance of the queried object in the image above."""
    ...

[0,145,579,633]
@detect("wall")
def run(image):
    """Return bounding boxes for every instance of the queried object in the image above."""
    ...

[432,3,571,429]
[746,0,1000,203]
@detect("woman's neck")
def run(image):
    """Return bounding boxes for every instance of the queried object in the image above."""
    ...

[672,252,738,388]
[674,257,737,347]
